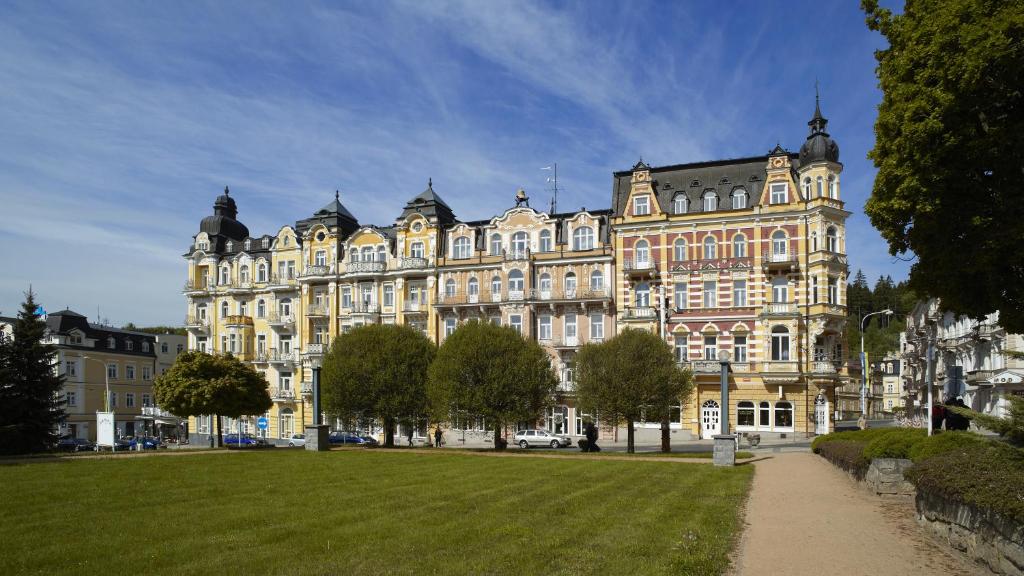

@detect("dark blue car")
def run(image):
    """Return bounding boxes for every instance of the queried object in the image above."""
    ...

[127,436,163,450]
[328,431,367,445]
[223,433,259,446]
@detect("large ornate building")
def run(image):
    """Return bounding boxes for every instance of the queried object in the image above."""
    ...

[182,99,850,444]
[610,99,850,438]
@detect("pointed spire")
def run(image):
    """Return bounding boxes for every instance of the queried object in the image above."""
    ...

[335,189,340,201]
[808,83,828,135]
[428,177,433,189]
[224,185,230,196]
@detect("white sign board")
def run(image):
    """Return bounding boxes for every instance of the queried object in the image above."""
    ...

[96,411,115,447]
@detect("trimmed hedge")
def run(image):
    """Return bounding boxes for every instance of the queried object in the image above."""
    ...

[862,429,926,459]
[813,428,986,463]
[818,440,870,479]
[906,442,1024,524]
[908,431,988,462]
[811,427,908,453]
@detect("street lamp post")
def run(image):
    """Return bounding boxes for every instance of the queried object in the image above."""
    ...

[860,309,893,423]
[713,349,735,467]
[83,356,115,452]
[305,355,329,451]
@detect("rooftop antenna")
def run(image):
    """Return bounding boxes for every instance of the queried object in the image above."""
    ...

[541,163,558,213]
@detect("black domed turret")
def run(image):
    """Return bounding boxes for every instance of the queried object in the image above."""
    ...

[200,186,249,241]
[799,91,840,164]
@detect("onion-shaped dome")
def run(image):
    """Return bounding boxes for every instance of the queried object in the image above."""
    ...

[799,96,840,164]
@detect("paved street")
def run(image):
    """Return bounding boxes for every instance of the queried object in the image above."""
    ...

[732,452,985,576]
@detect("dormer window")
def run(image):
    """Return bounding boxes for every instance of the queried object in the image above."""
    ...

[673,194,688,214]
[244,239,251,250]
[283,237,290,247]
[226,241,233,252]
[410,242,424,259]
[633,196,650,216]
[453,236,471,259]
[572,226,594,251]
[702,191,718,212]
[142,341,149,353]
[539,229,552,252]
[770,183,788,204]
[732,188,747,209]
[262,238,269,248]
[108,337,116,349]
[126,340,134,351]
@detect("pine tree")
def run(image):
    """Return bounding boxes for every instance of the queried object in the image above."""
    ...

[0,290,65,454]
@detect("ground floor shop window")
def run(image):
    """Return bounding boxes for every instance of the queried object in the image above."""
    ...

[759,401,770,427]
[546,405,569,435]
[774,401,794,429]
[737,401,755,427]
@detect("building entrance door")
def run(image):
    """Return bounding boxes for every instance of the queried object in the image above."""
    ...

[815,395,830,435]
[701,400,721,438]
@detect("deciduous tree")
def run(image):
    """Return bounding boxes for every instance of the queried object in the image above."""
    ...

[0,290,65,454]
[321,324,435,447]
[862,0,1024,330]
[154,351,271,447]
[573,328,693,453]
[427,320,557,450]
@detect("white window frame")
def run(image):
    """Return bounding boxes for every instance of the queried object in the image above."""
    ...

[539,315,552,340]
[770,182,788,204]
[733,280,747,307]
[589,314,604,340]
[703,280,717,308]
[633,196,650,216]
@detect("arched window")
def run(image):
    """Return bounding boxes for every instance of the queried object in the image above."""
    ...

[453,237,471,259]
[257,263,267,283]
[703,236,717,260]
[803,177,812,198]
[774,401,794,428]
[361,247,373,261]
[511,231,528,256]
[635,282,650,307]
[771,230,788,257]
[279,298,291,316]
[349,248,358,262]
[590,270,604,291]
[376,246,386,263]
[410,242,424,259]
[634,240,649,266]
[219,265,230,285]
[771,276,789,303]
[539,273,552,295]
[538,229,552,252]
[564,272,577,296]
[771,326,790,361]
[468,277,479,296]
[489,233,502,256]
[572,226,594,251]
[239,265,249,284]
[732,234,746,258]
[826,226,838,252]
[703,191,718,212]
[256,300,266,318]
[828,175,837,198]
[732,188,747,209]
[444,278,456,298]
[221,301,229,318]
[816,176,824,198]
[508,269,524,292]
[490,275,502,297]
[673,194,689,214]
[674,238,688,261]
[737,401,755,427]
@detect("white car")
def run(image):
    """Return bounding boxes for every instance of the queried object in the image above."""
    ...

[287,434,306,447]
[514,429,571,449]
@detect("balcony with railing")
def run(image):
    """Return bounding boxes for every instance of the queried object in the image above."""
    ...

[140,406,178,418]
[300,264,332,278]
[975,323,999,341]
[622,306,656,320]
[343,261,387,275]
[503,248,530,261]
[528,287,613,302]
[346,302,380,315]
[303,343,327,357]
[183,279,214,293]
[266,313,295,330]
[622,258,655,273]
[402,301,428,313]
[761,361,800,374]
[185,316,211,333]
[762,250,799,270]
[810,360,839,375]
[300,383,313,396]
[270,387,296,401]
[679,360,725,374]
[396,257,430,271]
[306,304,330,317]
[223,315,254,327]
[267,272,298,290]
[437,291,502,306]
[267,349,298,365]
[761,302,798,316]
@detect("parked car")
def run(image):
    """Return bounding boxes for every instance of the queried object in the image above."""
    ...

[57,437,95,452]
[127,436,163,450]
[514,429,572,449]
[223,433,259,446]
[287,434,306,447]
[359,434,379,446]
[328,431,367,445]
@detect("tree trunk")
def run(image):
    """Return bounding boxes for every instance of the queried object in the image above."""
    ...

[214,414,222,448]
[661,417,671,452]
[384,417,395,448]
[493,424,505,450]
[627,419,635,453]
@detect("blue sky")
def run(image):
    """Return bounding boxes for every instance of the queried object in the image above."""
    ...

[0,0,907,325]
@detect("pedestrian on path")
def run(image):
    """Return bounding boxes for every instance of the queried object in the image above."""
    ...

[932,402,947,432]
[434,426,442,448]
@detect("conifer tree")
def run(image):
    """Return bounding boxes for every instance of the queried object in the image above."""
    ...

[0,290,65,454]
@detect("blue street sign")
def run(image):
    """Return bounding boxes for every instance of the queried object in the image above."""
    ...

[256,417,269,430]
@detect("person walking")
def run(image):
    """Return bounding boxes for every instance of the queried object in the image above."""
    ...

[434,426,443,448]
[931,402,946,432]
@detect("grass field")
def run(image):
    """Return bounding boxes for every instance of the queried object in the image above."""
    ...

[0,450,752,575]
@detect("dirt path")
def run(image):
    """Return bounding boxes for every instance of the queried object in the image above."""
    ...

[731,452,985,576]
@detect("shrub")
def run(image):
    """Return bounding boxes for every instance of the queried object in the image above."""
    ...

[818,441,870,479]
[862,428,926,460]
[908,431,988,463]
[812,427,916,453]
[906,442,1024,523]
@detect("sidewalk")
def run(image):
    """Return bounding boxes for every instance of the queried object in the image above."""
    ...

[732,452,985,576]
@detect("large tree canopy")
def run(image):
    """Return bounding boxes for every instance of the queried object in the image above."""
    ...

[427,320,557,449]
[862,0,1024,330]
[573,328,693,453]
[0,290,65,454]
[321,323,435,447]
[154,351,271,445]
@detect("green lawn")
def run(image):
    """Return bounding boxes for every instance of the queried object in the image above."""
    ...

[0,450,752,575]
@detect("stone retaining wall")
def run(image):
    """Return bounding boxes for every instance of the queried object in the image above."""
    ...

[864,458,916,496]
[916,491,1024,575]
